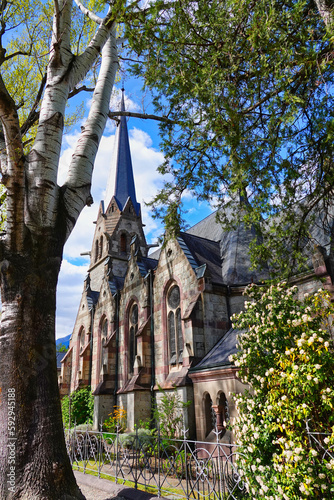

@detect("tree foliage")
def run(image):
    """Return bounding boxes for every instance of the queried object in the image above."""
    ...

[154,387,190,438]
[232,282,334,499]
[61,386,94,428]
[125,0,334,274]
[56,343,69,353]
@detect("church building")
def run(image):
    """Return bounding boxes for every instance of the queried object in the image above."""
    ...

[59,91,332,441]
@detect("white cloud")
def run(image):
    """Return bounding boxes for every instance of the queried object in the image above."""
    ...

[56,124,166,338]
[56,260,88,338]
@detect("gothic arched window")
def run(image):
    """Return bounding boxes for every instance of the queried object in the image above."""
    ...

[120,233,127,253]
[95,240,99,262]
[99,235,103,259]
[100,318,108,374]
[79,327,85,354]
[167,284,183,365]
[129,303,138,373]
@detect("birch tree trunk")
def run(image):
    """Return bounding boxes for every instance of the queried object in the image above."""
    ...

[0,1,119,497]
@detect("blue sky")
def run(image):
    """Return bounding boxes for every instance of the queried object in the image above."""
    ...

[56,81,213,339]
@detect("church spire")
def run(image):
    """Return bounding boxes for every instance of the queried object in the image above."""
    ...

[105,89,140,215]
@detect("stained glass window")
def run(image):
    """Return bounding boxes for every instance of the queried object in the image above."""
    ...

[167,285,183,365]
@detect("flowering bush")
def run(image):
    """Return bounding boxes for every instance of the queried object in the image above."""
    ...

[231,282,334,499]
[103,405,127,433]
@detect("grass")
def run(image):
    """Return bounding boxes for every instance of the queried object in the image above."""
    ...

[72,460,187,498]
[72,459,238,499]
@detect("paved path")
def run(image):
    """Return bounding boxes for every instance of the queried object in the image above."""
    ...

[75,471,165,500]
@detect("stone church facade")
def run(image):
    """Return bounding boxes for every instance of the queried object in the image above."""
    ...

[59,92,332,440]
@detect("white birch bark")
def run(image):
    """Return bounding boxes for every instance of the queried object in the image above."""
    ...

[25,1,116,234]
[25,0,74,233]
[63,30,118,238]
[315,0,334,26]
[0,75,25,253]
[0,1,121,497]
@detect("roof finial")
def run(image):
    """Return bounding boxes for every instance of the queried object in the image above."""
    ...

[120,83,125,111]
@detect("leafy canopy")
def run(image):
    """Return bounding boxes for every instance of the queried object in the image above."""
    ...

[125,0,334,273]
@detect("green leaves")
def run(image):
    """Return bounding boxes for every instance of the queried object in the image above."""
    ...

[61,386,94,427]
[125,0,334,273]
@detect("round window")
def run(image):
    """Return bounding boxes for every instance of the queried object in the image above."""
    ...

[168,285,180,309]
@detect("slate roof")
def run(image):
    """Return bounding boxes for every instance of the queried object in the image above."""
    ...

[189,328,242,373]
[179,232,224,285]
[108,276,125,294]
[220,224,269,285]
[186,211,223,242]
[56,352,65,370]
[137,256,158,277]
[86,290,100,311]
[148,211,269,286]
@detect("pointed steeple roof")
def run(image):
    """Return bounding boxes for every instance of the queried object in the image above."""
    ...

[105,89,140,215]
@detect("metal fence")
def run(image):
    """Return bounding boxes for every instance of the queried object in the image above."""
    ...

[65,426,247,499]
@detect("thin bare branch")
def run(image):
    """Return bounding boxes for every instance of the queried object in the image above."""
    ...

[4,49,32,62]
[108,110,175,124]
[68,85,94,98]
[20,74,46,137]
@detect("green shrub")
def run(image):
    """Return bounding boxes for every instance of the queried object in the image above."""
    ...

[61,386,94,428]
[154,387,190,439]
[119,428,154,451]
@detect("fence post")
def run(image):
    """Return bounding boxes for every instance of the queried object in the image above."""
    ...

[157,426,161,498]
[98,429,101,479]
[83,425,87,475]
[115,424,120,483]
[135,426,138,490]
[214,428,223,499]
[182,428,189,500]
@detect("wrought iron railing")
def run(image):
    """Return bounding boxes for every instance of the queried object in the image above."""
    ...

[306,420,334,464]
[65,426,247,499]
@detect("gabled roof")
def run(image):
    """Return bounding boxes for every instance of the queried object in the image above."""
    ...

[104,90,140,215]
[108,276,125,294]
[220,223,269,285]
[189,328,242,373]
[186,210,223,241]
[137,256,158,277]
[148,232,223,284]
[179,232,224,285]
[86,290,99,311]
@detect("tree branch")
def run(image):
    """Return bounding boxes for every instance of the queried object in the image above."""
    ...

[25,0,74,234]
[73,0,104,24]
[314,0,334,26]
[0,74,25,251]
[3,49,31,62]
[108,109,175,124]
[21,74,47,137]
[68,85,94,99]
[63,32,118,239]
[70,7,116,89]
